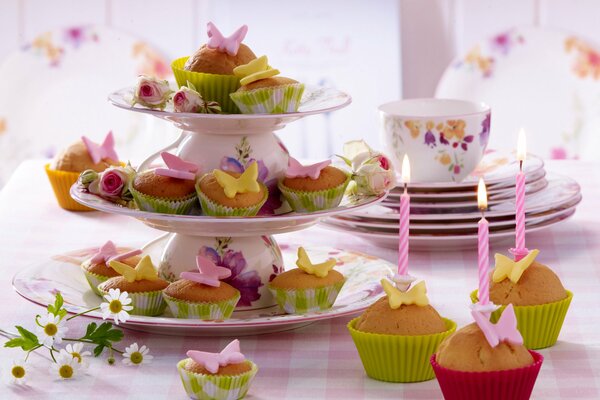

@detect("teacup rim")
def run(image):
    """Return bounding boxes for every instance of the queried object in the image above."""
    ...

[378,98,491,119]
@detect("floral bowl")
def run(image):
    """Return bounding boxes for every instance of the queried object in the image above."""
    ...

[379,99,491,183]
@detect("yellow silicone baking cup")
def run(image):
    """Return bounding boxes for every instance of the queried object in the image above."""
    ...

[470,290,573,349]
[348,317,456,383]
[45,164,94,211]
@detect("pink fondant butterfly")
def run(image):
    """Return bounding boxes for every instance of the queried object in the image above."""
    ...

[285,157,331,179]
[90,240,119,264]
[206,22,248,56]
[81,131,119,164]
[471,304,523,347]
[187,340,245,374]
[180,255,232,287]
[154,152,199,180]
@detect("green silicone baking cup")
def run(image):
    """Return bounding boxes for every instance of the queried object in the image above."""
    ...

[163,292,240,320]
[470,289,573,349]
[99,287,167,317]
[278,173,351,213]
[268,280,345,314]
[230,83,305,114]
[348,317,456,383]
[81,267,109,296]
[195,180,268,217]
[130,182,198,215]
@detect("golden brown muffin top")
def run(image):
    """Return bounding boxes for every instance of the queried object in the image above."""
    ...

[436,323,534,372]
[51,140,118,173]
[99,276,169,293]
[198,172,266,209]
[132,171,197,199]
[269,268,344,290]
[490,261,567,306]
[164,279,239,303]
[82,255,141,278]
[355,297,448,335]
[238,76,299,91]
[183,44,256,75]
[282,166,347,192]
[184,359,252,376]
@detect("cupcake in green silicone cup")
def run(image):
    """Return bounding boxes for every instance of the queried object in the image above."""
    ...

[178,340,258,400]
[172,22,257,114]
[348,278,456,382]
[229,55,305,114]
[98,255,169,317]
[163,255,240,320]
[278,157,350,212]
[268,247,345,314]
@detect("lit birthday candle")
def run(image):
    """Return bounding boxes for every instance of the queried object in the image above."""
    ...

[512,129,528,261]
[477,178,490,305]
[397,154,410,277]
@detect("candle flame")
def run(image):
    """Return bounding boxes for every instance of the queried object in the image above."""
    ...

[477,178,488,210]
[401,154,411,184]
[517,128,527,162]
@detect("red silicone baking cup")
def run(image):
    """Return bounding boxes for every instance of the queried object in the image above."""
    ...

[430,351,543,400]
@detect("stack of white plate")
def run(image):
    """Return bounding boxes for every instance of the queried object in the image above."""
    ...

[321,150,582,250]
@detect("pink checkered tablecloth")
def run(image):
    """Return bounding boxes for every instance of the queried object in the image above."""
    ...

[0,159,598,399]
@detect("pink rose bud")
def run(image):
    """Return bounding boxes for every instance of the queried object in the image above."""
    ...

[100,170,125,197]
[378,155,390,170]
[132,76,173,110]
[173,86,208,113]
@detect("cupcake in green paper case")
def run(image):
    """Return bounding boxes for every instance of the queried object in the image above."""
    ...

[230,55,305,114]
[178,339,258,400]
[98,255,169,316]
[278,157,350,212]
[348,278,456,383]
[268,247,345,314]
[471,249,572,349]
[172,22,257,114]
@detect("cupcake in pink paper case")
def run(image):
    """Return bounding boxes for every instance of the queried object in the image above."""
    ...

[177,339,258,400]
[278,157,350,212]
[431,304,543,400]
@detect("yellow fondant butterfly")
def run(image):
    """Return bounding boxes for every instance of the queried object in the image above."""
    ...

[109,255,158,283]
[493,249,540,284]
[213,161,261,199]
[233,55,280,86]
[381,279,429,309]
[296,247,336,278]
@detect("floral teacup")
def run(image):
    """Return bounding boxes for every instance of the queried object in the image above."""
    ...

[379,99,491,183]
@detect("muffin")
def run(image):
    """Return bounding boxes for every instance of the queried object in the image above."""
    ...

[177,339,258,400]
[229,55,305,114]
[98,255,169,316]
[196,161,268,216]
[278,157,350,212]
[46,132,119,211]
[431,305,543,400]
[472,249,573,349]
[130,152,199,215]
[348,279,456,383]
[172,22,257,113]
[268,247,345,314]
[163,255,241,320]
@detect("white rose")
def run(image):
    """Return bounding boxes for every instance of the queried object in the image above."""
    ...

[353,162,395,196]
[132,76,172,109]
[173,86,205,113]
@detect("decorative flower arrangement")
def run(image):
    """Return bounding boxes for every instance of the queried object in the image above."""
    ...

[4,292,152,384]
[338,140,395,196]
[79,163,136,206]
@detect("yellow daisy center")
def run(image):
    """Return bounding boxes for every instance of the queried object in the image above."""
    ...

[59,364,74,379]
[44,323,58,336]
[109,300,122,314]
[11,365,25,379]
[71,352,82,363]
[130,351,143,364]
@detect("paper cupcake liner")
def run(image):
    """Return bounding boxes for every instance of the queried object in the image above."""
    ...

[177,359,258,400]
[172,57,241,114]
[130,182,197,215]
[99,288,166,316]
[163,293,240,320]
[268,280,345,314]
[431,351,543,400]
[278,174,350,213]
[81,268,109,296]
[471,290,572,349]
[348,317,456,383]
[196,182,268,217]
[45,164,94,211]
[230,83,305,114]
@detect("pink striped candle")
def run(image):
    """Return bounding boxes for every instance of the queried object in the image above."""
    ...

[477,178,490,305]
[398,155,411,276]
[515,170,526,251]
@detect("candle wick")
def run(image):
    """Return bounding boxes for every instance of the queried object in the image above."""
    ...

[480,209,485,220]
[519,159,523,172]
[403,183,407,195]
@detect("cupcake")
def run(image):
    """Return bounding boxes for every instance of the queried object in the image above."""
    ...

[472,249,573,349]
[130,152,199,215]
[177,339,258,400]
[81,240,142,295]
[196,161,267,216]
[98,255,169,316]
[268,247,345,314]
[46,131,119,211]
[163,255,241,320]
[172,22,257,113]
[348,278,456,383]
[229,55,305,114]
[278,157,350,212]
[431,304,543,400]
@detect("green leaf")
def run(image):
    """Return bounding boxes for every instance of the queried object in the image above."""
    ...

[93,344,106,357]
[48,292,66,320]
[335,154,353,167]
[16,326,38,344]
[4,338,25,348]
[85,322,98,338]
[4,326,40,351]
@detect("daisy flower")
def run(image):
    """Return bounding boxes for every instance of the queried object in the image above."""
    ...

[8,359,28,384]
[60,343,92,369]
[50,352,80,380]
[36,312,68,347]
[100,288,133,325]
[122,343,153,366]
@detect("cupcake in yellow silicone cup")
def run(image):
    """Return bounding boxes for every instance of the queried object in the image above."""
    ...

[196,161,268,217]
[163,255,240,320]
[229,55,305,114]
[46,131,120,211]
[172,22,256,113]
[471,249,572,349]
[348,277,456,382]
[268,247,345,314]
[278,157,350,212]
[98,255,169,316]
[178,339,258,400]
